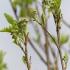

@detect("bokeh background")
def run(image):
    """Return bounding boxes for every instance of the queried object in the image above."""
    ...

[0,0,70,70]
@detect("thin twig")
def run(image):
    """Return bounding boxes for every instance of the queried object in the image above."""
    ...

[24,33,31,70]
[57,21,64,70]
[18,43,25,54]
[28,38,48,65]
[33,18,58,47]
[44,27,50,70]
[53,11,64,70]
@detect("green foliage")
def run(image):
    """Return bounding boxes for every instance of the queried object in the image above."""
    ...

[4,13,17,26]
[41,13,47,27]
[12,0,37,18]
[12,0,36,6]
[51,35,69,46]
[22,56,27,64]
[62,52,68,64]
[0,13,28,45]
[28,8,37,18]
[44,0,62,24]
[23,0,36,4]
[0,50,7,70]
[60,35,69,45]
[45,0,61,11]
[0,27,12,32]
[20,8,27,17]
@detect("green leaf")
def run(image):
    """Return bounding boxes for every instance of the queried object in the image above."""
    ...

[22,56,27,64]
[28,8,37,18]
[23,0,36,4]
[4,13,17,26]
[0,50,7,70]
[0,27,12,32]
[20,8,27,17]
[23,0,33,4]
[60,35,69,45]
[51,35,69,45]
[41,13,46,26]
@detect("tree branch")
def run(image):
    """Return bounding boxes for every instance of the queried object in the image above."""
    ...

[28,38,48,65]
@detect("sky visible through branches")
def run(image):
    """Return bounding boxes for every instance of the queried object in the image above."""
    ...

[0,0,70,70]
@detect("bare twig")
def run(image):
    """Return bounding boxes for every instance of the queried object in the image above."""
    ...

[9,0,18,19]
[28,38,47,65]
[33,17,58,47]
[53,11,64,70]
[18,43,25,54]
[24,33,31,70]
[42,0,50,69]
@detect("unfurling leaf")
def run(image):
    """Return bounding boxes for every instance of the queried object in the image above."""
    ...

[50,35,57,44]
[51,35,69,46]
[4,13,17,26]
[60,35,69,45]
[28,8,37,18]
[0,27,12,32]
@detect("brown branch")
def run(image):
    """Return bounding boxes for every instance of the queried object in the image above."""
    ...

[52,11,64,70]
[24,33,31,70]
[42,0,50,69]
[44,27,50,70]
[57,22,64,70]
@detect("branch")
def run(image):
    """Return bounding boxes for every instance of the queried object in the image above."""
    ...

[9,0,18,19]
[18,43,25,54]
[32,17,58,47]
[28,38,48,65]
[53,11,64,70]
[62,18,70,28]
[24,33,31,70]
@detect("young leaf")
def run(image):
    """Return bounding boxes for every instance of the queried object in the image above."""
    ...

[4,13,17,26]
[51,35,69,46]
[0,27,12,32]
[60,35,69,45]
[28,8,37,18]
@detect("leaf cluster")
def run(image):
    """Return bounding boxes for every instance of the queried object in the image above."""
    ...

[0,13,28,45]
